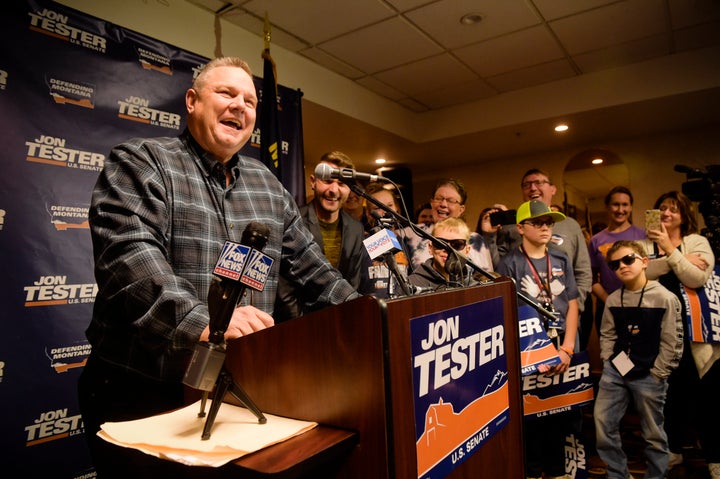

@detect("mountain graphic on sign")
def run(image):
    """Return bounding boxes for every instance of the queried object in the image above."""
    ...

[416,380,509,476]
[523,385,594,415]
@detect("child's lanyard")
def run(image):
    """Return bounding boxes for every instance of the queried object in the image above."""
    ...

[520,245,561,341]
[520,245,552,304]
[619,280,647,356]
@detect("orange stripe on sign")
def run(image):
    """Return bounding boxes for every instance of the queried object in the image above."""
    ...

[26,432,69,446]
[685,288,703,341]
[25,300,69,307]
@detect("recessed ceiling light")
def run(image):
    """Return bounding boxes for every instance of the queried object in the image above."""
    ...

[592,158,603,165]
[554,124,569,132]
[460,13,483,25]
[375,158,386,164]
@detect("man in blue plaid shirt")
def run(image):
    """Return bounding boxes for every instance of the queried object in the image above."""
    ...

[78,57,359,478]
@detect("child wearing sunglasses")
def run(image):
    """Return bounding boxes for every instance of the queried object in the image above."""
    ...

[594,240,683,479]
[407,217,478,290]
[497,200,578,479]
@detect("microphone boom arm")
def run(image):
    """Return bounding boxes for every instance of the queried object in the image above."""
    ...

[349,183,556,320]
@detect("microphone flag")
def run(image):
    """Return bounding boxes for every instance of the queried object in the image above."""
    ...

[364,228,402,260]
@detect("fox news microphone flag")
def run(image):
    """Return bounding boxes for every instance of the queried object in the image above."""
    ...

[0,1,305,476]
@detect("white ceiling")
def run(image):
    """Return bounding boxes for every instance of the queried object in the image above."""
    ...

[184,0,720,202]
[186,0,720,112]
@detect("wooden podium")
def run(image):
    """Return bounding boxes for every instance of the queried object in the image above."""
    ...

[221,277,524,478]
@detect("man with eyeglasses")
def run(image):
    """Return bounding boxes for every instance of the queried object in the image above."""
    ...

[403,178,493,276]
[408,217,479,290]
[483,168,591,315]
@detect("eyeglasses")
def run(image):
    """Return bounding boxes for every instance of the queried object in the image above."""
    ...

[521,179,551,190]
[434,238,467,252]
[522,219,555,228]
[431,196,462,205]
[608,253,643,271]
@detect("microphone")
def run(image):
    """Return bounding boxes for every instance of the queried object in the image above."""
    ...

[314,162,381,183]
[183,222,274,392]
[444,250,467,286]
[365,212,412,296]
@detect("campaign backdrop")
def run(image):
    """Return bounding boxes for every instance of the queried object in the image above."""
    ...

[0,1,305,477]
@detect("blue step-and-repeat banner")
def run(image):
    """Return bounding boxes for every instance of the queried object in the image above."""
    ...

[0,1,305,476]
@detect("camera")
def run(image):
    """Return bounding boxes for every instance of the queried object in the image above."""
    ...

[675,164,720,257]
[490,209,517,227]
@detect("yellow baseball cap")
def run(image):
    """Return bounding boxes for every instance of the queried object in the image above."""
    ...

[516,200,566,224]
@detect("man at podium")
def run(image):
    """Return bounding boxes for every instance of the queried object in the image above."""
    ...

[78,57,359,479]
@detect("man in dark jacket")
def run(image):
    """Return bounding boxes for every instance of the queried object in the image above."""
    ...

[275,151,366,320]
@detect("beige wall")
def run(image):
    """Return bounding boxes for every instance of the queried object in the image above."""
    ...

[410,125,720,232]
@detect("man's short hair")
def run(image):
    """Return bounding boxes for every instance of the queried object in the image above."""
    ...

[193,57,252,91]
[433,178,467,205]
[319,151,354,169]
[521,168,553,185]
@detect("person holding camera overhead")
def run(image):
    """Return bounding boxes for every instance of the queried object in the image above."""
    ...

[644,190,719,477]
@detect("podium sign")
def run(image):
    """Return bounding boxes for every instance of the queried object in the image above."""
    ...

[411,298,510,478]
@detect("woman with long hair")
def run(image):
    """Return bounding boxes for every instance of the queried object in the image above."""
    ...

[645,190,719,478]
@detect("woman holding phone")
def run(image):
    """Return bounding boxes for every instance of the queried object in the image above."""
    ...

[645,190,719,478]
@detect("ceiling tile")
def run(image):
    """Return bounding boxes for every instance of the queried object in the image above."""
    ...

[385,0,439,12]
[373,53,477,95]
[454,25,565,77]
[397,97,430,112]
[405,0,541,49]
[669,0,720,29]
[185,0,230,12]
[412,78,496,110]
[549,0,666,54]
[299,47,366,79]
[319,16,444,74]
[674,21,720,51]
[531,0,619,21]
[486,60,576,93]
[356,76,406,101]
[571,34,669,73]
[241,0,395,44]
[222,8,310,50]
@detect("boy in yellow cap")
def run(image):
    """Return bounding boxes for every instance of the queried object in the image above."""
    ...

[496,199,579,479]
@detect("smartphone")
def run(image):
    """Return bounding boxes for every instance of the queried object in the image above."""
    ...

[490,209,517,227]
[645,209,662,231]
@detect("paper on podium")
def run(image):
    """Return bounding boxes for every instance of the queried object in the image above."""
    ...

[98,400,317,467]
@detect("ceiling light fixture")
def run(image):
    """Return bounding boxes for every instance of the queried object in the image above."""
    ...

[459,13,483,25]
[592,158,603,165]
[375,158,386,165]
[554,124,569,132]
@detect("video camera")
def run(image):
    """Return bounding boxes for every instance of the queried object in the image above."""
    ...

[675,164,720,256]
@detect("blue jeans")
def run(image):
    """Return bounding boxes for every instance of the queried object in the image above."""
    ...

[594,362,669,479]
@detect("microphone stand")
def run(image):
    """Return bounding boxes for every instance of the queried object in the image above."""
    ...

[348,182,557,322]
[195,279,267,440]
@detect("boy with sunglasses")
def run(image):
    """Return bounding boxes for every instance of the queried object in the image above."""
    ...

[407,217,478,290]
[594,240,683,479]
[497,200,578,479]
